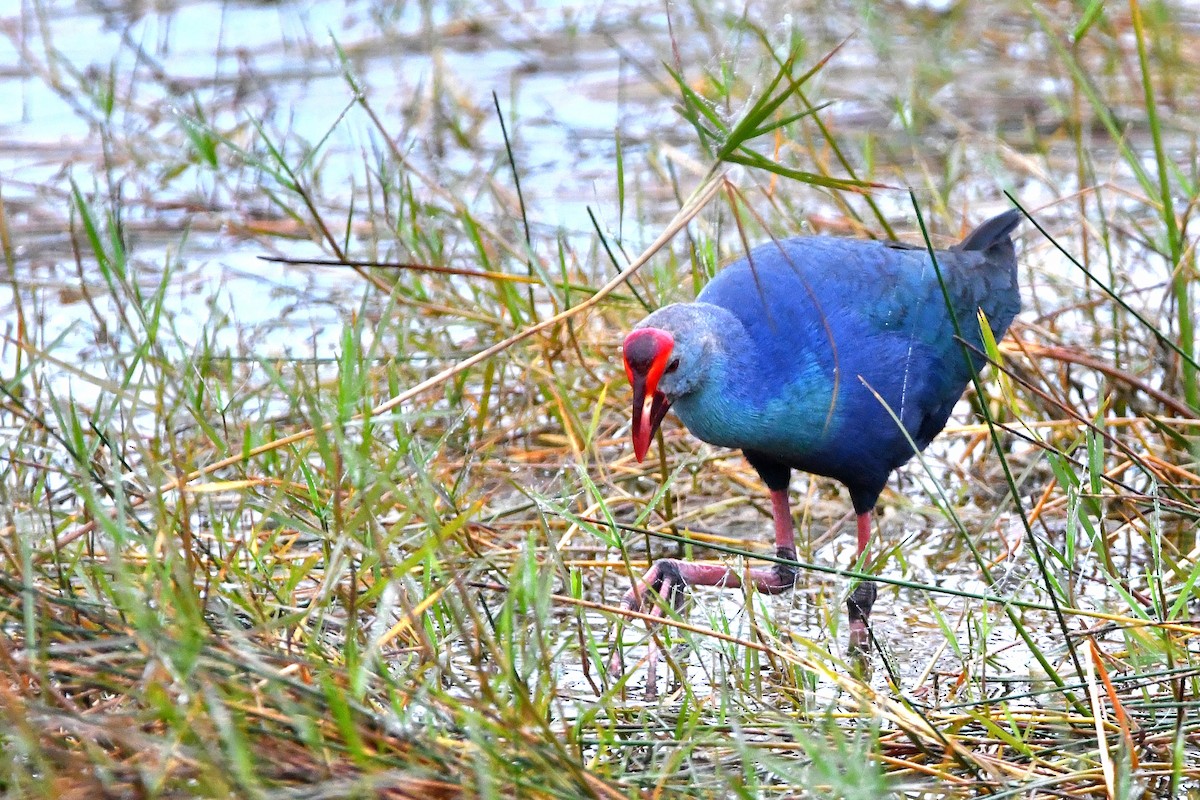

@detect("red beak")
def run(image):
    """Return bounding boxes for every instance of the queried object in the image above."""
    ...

[623,328,675,462]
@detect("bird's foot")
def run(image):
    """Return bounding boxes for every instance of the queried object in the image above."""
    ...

[616,559,686,615]
[609,553,801,682]
[847,580,877,653]
[608,559,687,679]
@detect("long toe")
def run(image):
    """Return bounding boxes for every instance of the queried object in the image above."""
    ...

[610,560,677,678]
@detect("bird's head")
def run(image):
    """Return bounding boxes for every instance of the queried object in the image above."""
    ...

[623,307,714,461]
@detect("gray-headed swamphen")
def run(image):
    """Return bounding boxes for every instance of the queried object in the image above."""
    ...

[615,208,1021,671]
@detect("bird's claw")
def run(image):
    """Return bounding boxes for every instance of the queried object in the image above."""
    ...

[617,559,684,613]
[610,560,687,679]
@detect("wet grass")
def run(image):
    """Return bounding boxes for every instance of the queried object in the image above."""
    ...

[1,0,1200,797]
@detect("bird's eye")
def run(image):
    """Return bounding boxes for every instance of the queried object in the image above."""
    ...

[664,359,680,374]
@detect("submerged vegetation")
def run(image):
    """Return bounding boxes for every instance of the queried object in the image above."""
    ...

[1,0,1199,797]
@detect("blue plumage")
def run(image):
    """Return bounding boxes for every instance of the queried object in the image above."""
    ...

[615,209,1021,662]
[636,210,1020,512]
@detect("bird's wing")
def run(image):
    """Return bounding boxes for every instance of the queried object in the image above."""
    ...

[696,232,1019,473]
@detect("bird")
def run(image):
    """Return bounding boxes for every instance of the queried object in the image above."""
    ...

[614,208,1021,671]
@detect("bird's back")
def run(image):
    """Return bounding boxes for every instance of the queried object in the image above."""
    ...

[695,211,1020,510]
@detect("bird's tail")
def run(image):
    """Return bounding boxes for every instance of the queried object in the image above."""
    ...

[953,208,1022,253]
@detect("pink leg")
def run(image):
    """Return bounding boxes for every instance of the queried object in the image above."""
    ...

[641,569,681,699]
[617,488,798,609]
[609,489,798,678]
[848,511,877,651]
[856,511,871,558]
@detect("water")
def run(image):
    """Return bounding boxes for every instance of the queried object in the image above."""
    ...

[1,0,672,381]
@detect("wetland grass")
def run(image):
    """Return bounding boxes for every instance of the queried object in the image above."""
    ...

[1,1,1199,797]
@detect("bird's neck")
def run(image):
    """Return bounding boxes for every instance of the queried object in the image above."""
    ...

[669,307,765,447]
[671,304,837,457]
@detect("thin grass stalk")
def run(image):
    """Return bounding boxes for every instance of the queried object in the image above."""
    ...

[1128,0,1196,413]
[911,194,1089,711]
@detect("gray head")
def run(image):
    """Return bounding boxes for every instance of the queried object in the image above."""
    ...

[622,303,727,461]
